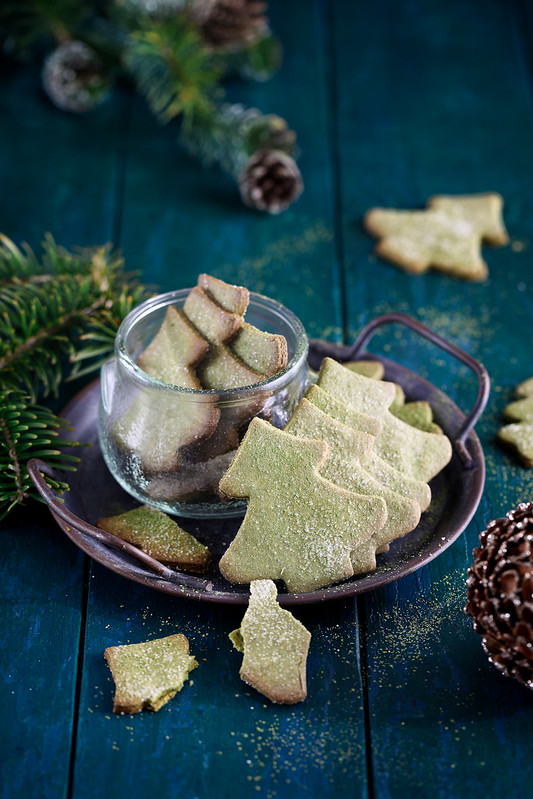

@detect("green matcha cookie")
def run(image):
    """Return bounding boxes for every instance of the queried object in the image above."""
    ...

[199,273,287,377]
[516,377,533,399]
[392,400,443,434]
[218,418,387,592]
[344,360,385,380]
[114,303,219,473]
[285,399,421,569]
[306,383,432,511]
[97,505,211,572]
[317,358,452,482]
[112,387,219,474]
[504,397,533,423]
[364,192,508,281]
[498,423,533,468]
[137,304,208,389]
[230,580,311,704]
[146,450,236,502]
[498,376,533,467]
[198,273,249,316]
[184,285,263,390]
[104,634,197,714]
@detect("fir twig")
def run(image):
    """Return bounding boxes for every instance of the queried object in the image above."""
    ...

[0,235,149,401]
[123,14,222,125]
[0,233,150,520]
[0,389,84,520]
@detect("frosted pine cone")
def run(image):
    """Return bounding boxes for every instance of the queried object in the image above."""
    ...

[42,41,112,113]
[465,502,533,688]
[238,149,303,214]
[198,0,268,50]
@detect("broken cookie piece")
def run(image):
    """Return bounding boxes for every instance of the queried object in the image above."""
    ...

[104,634,197,714]
[230,580,311,704]
[97,505,211,573]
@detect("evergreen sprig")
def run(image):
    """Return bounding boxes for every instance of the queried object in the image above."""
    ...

[0,235,147,401]
[0,389,83,520]
[123,14,222,124]
[0,234,150,519]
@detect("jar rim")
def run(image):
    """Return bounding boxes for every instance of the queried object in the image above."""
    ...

[114,288,309,397]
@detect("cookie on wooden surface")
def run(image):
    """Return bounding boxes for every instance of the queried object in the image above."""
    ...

[498,423,533,468]
[230,580,311,704]
[364,192,508,280]
[104,634,197,714]
[498,376,533,467]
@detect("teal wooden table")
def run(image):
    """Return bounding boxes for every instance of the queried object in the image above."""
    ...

[3,1,533,797]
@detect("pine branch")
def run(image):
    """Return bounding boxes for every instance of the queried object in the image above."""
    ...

[0,235,149,400]
[0,233,150,520]
[181,101,296,176]
[123,14,222,124]
[0,389,84,520]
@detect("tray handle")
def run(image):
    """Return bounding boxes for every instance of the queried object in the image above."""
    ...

[27,458,211,590]
[312,313,489,469]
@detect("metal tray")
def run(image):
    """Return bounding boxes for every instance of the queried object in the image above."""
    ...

[29,314,488,606]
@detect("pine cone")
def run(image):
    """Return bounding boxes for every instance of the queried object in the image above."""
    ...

[238,149,303,214]
[42,41,112,113]
[198,0,268,50]
[465,502,533,688]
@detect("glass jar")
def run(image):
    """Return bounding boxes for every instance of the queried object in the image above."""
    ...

[98,289,309,518]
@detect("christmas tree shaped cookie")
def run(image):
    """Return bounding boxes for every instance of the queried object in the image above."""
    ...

[184,285,262,389]
[198,273,288,377]
[97,505,211,572]
[498,423,533,467]
[104,634,197,714]
[285,398,421,569]
[218,418,387,592]
[114,304,219,472]
[503,397,533,423]
[317,358,452,482]
[137,305,208,389]
[305,384,432,511]
[229,580,311,704]
[113,384,219,473]
[498,377,533,466]
[516,377,533,398]
[364,192,508,280]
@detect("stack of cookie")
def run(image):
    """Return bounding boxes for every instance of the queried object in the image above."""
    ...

[113,274,289,502]
[219,358,452,593]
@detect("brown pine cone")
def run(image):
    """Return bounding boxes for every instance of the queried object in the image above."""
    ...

[200,0,268,50]
[465,502,533,688]
[238,149,303,214]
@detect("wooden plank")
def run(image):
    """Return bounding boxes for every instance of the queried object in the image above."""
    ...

[68,2,369,797]
[331,0,533,795]
[0,58,128,250]
[71,568,366,799]
[0,60,129,798]
[0,508,86,799]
